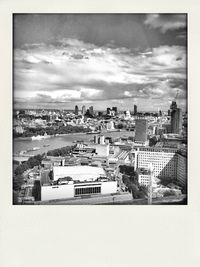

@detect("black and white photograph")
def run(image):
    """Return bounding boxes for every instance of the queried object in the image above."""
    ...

[13,14,187,205]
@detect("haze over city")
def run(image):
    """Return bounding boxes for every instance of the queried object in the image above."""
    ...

[14,14,187,111]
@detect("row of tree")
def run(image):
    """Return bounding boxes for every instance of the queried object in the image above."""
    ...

[47,145,75,157]
[13,154,44,191]
[13,125,90,138]
[119,165,148,199]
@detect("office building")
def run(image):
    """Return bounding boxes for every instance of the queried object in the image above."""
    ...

[132,146,187,186]
[41,166,117,201]
[75,105,79,115]
[94,135,105,145]
[98,135,105,145]
[135,119,148,143]
[107,107,111,115]
[112,107,117,114]
[89,106,94,116]
[82,105,86,115]
[134,105,137,115]
[106,121,115,131]
[170,101,177,110]
[171,108,183,134]
[133,147,178,180]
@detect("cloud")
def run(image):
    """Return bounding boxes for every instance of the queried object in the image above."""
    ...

[14,38,187,110]
[144,14,186,33]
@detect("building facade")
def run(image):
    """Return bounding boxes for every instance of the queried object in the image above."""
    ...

[134,105,137,115]
[82,105,86,115]
[75,105,79,115]
[135,119,148,143]
[133,147,178,180]
[177,151,187,186]
[41,181,118,201]
[171,108,183,134]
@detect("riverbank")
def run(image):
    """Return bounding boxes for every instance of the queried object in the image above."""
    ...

[14,129,128,141]
[14,132,88,141]
[14,130,132,156]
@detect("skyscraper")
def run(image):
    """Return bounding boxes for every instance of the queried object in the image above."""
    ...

[75,105,79,115]
[134,105,137,115]
[135,119,148,143]
[170,101,177,110]
[82,105,86,115]
[112,107,117,114]
[89,106,94,116]
[171,108,182,134]
[107,107,111,115]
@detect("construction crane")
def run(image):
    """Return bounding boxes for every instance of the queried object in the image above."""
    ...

[175,90,179,101]
[170,90,179,110]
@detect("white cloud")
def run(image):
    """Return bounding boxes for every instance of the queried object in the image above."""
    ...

[144,14,186,33]
[14,38,186,110]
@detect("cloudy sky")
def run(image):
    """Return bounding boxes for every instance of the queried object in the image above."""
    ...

[14,14,187,111]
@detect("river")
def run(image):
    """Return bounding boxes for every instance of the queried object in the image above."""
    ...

[14,130,133,156]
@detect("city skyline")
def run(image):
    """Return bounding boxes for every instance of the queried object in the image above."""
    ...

[14,14,187,111]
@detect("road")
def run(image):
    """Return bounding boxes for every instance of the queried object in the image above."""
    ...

[36,193,187,205]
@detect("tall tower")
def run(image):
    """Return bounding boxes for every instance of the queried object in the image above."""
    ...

[170,101,177,110]
[171,108,183,134]
[112,107,117,115]
[107,107,111,115]
[82,105,86,115]
[89,106,94,116]
[134,105,137,115]
[75,105,79,115]
[135,119,148,143]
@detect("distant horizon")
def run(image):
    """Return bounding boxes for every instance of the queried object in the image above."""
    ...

[13,106,187,113]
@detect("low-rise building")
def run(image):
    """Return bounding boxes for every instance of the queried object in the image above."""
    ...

[40,165,117,201]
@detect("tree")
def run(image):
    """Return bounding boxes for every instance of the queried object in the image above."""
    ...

[13,174,24,191]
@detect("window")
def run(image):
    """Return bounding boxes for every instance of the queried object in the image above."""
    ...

[75,186,101,196]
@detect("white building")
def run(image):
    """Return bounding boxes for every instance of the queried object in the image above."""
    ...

[138,174,151,186]
[133,147,178,180]
[106,121,115,131]
[88,144,109,157]
[41,165,117,201]
[41,181,117,201]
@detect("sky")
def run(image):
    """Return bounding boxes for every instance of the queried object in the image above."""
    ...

[13,14,187,111]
